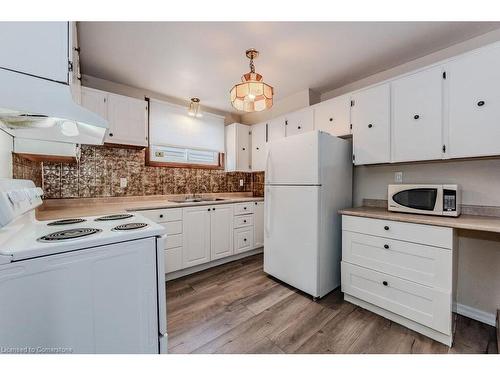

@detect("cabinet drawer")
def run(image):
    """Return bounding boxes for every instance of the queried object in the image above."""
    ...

[342,231,452,289]
[342,215,453,249]
[138,208,182,223]
[341,262,452,335]
[164,221,182,235]
[165,233,182,249]
[234,214,254,228]
[234,202,254,216]
[165,247,183,273]
[234,227,254,254]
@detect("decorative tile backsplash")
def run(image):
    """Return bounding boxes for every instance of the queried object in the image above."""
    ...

[12,153,42,187]
[36,145,264,199]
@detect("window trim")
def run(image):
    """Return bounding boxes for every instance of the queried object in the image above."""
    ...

[146,147,225,169]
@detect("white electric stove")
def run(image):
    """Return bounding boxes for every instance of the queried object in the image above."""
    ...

[0,178,167,354]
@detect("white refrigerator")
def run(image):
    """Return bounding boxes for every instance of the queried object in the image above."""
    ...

[264,131,352,298]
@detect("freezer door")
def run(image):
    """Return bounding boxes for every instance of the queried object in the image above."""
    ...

[264,185,320,296]
[266,131,320,185]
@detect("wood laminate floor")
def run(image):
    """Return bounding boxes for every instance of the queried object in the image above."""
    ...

[166,254,498,354]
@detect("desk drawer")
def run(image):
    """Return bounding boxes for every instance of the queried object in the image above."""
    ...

[234,214,254,228]
[341,262,452,335]
[342,215,453,249]
[234,202,254,216]
[139,208,182,223]
[342,231,452,289]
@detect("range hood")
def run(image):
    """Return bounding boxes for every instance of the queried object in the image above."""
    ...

[0,68,108,145]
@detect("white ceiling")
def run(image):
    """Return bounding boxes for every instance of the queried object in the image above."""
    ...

[78,22,500,114]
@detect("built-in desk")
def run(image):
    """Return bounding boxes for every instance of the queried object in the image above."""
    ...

[339,206,500,349]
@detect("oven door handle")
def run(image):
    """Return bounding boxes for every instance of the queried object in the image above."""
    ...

[156,235,167,337]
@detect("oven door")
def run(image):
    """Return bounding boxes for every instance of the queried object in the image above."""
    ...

[388,185,443,214]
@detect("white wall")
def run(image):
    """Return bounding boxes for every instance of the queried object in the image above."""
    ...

[240,88,320,125]
[0,128,13,178]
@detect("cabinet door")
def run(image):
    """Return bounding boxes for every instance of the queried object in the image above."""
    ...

[0,22,69,83]
[447,44,500,159]
[314,94,351,137]
[210,204,234,260]
[182,206,211,268]
[351,83,391,165]
[391,67,444,162]
[267,116,286,142]
[106,93,148,147]
[285,107,314,137]
[81,87,107,119]
[251,122,267,171]
[236,125,251,171]
[254,201,264,248]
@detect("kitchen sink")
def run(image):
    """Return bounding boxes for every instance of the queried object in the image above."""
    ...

[168,197,227,203]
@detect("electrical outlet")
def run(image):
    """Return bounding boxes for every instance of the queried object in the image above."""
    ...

[120,177,128,188]
[239,179,244,187]
[394,172,403,183]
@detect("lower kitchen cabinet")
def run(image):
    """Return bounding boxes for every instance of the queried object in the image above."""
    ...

[210,204,234,260]
[234,227,254,254]
[182,206,211,268]
[137,200,264,278]
[254,201,264,248]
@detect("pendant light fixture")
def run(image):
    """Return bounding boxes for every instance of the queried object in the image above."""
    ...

[188,97,202,117]
[230,49,273,112]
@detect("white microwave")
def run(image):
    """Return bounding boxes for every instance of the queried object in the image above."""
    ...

[388,184,461,217]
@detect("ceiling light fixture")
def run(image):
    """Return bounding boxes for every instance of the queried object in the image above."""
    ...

[188,97,202,117]
[230,49,273,112]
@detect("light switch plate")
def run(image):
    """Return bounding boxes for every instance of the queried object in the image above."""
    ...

[394,172,403,183]
[239,179,244,187]
[120,178,128,188]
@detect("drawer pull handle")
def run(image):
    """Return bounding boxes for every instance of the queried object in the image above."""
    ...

[159,214,164,218]
[243,220,247,223]
[255,202,257,205]
[207,208,210,211]
[243,238,247,242]
[244,207,247,210]
[384,244,389,249]
[384,225,389,231]
[382,281,388,286]
[477,100,485,107]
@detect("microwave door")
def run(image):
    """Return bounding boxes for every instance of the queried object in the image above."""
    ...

[392,188,443,213]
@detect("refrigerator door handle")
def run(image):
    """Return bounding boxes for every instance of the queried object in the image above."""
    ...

[265,149,272,183]
[265,186,271,237]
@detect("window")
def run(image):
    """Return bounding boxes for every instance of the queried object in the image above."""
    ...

[149,145,221,167]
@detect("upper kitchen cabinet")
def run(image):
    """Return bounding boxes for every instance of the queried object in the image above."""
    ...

[81,87,107,119]
[391,66,444,162]
[285,107,314,137]
[251,122,267,171]
[313,94,351,137]
[447,43,500,159]
[226,123,251,172]
[351,83,391,165]
[81,87,148,147]
[106,93,148,147]
[267,116,286,142]
[0,22,69,83]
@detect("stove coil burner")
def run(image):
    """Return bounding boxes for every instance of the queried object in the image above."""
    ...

[95,214,134,221]
[37,228,102,242]
[47,218,86,226]
[112,223,148,231]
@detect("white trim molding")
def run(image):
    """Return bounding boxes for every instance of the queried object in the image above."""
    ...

[453,302,497,327]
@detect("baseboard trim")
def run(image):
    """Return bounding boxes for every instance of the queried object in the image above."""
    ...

[453,302,496,327]
[166,248,263,281]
